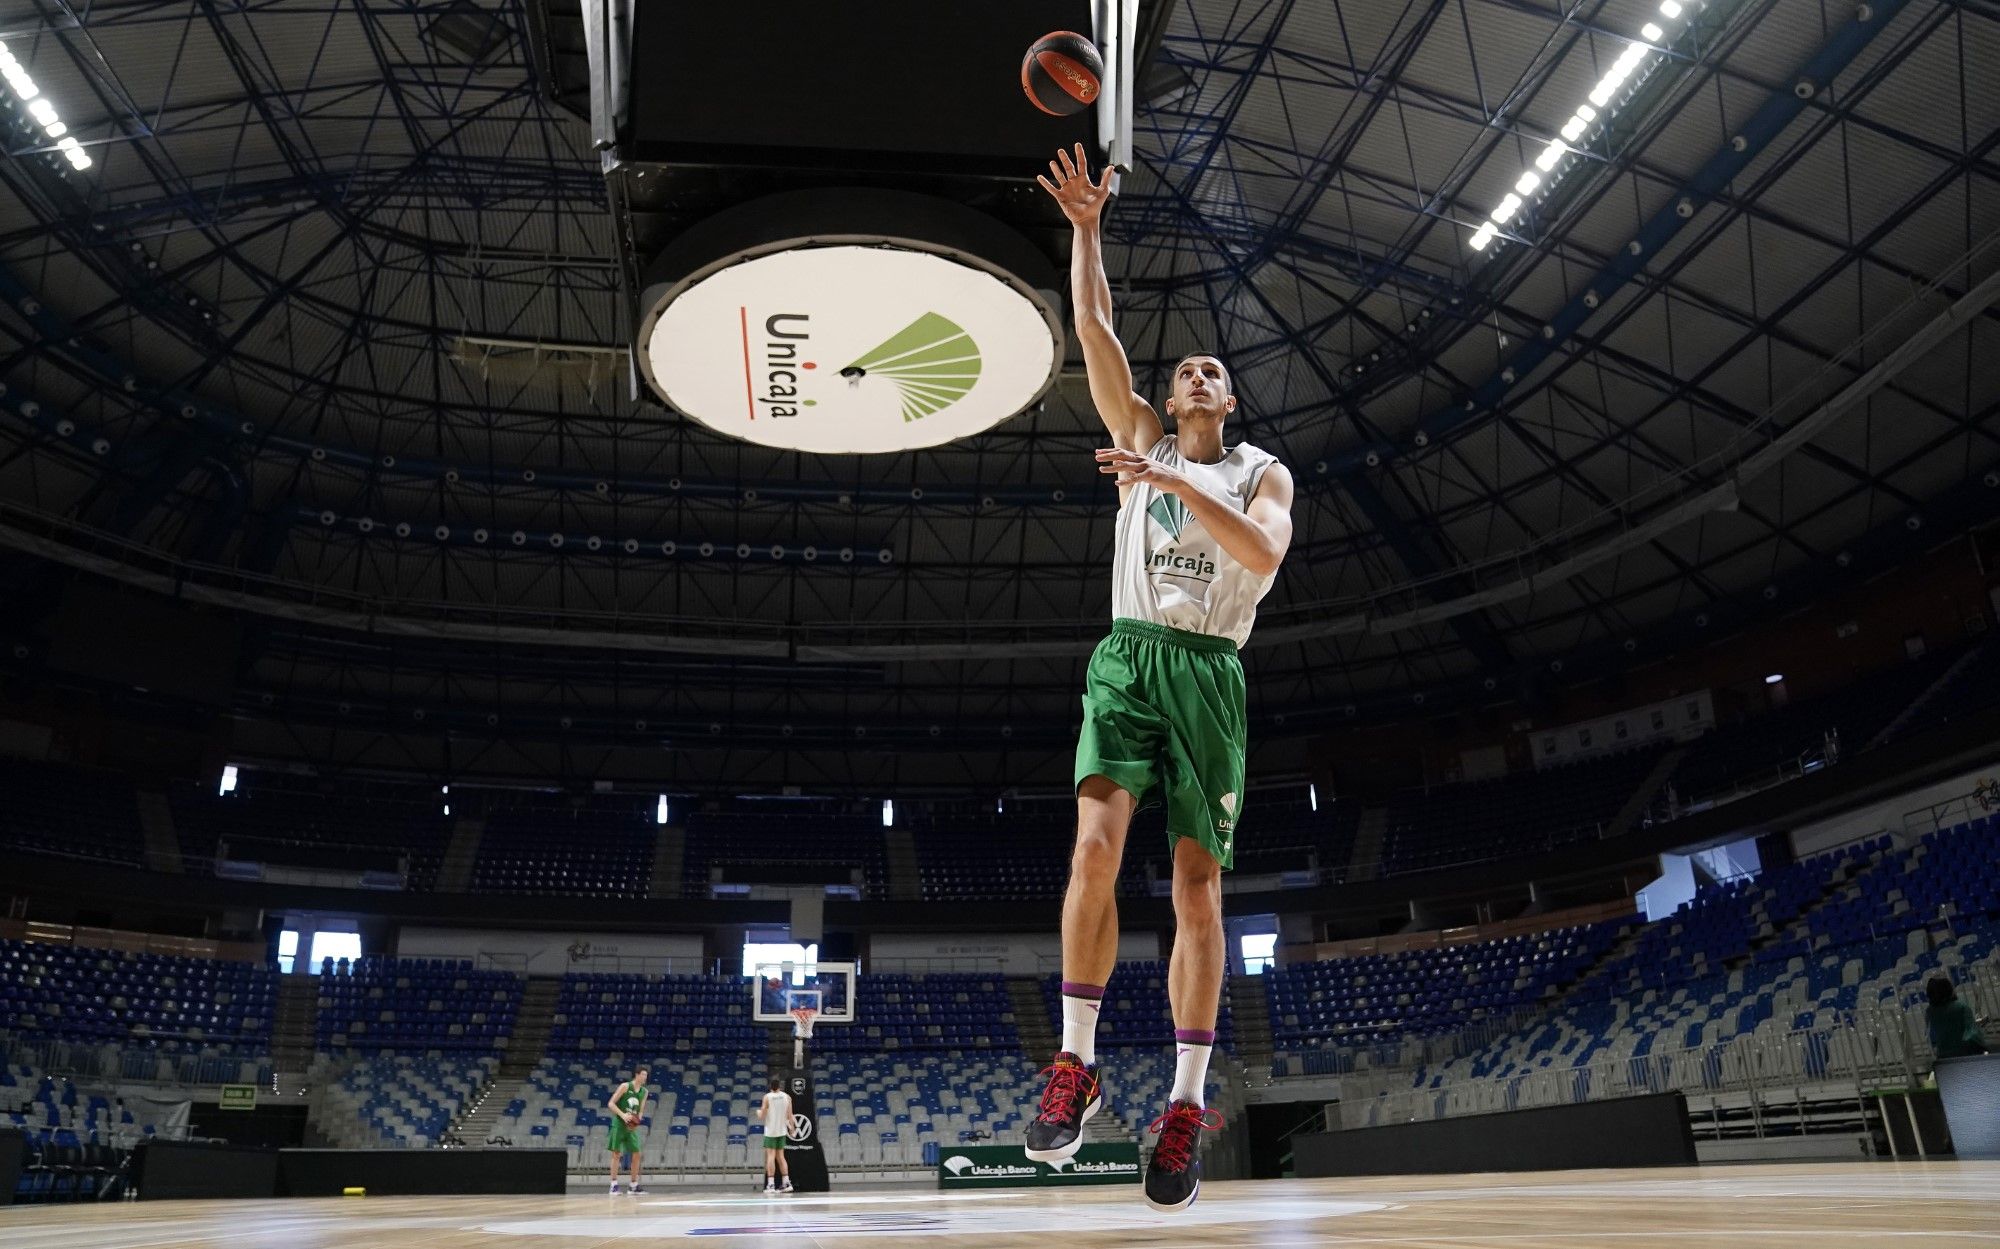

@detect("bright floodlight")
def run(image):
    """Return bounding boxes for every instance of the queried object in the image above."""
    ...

[218,764,238,796]
[881,798,894,828]
[656,794,670,825]
[1765,673,1784,685]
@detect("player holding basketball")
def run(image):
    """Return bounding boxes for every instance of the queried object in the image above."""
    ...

[756,1075,795,1194]
[1027,144,1294,1213]
[604,1064,649,1195]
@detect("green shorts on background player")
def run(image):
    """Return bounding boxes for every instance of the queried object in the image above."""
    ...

[605,1066,649,1195]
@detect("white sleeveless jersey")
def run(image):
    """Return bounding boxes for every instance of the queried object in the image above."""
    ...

[1110,435,1281,647]
[762,1090,793,1136]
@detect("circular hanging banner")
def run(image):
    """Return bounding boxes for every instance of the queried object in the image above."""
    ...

[643,245,1060,455]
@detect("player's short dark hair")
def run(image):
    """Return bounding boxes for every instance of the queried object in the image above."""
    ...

[634,1064,650,1076]
[1173,353,1232,395]
[1927,975,1956,1009]
[769,1076,783,1091]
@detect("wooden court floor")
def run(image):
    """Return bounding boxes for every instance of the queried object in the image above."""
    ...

[3,1162,1997,1247]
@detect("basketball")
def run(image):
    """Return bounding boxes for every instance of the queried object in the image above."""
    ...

[1021,31,1103,116]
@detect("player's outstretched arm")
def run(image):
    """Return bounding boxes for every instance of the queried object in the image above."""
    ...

[1038,144,1164,455]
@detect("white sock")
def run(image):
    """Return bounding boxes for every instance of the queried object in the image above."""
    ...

[1171,1039,1212,1106]
[1060,990,1103,1066]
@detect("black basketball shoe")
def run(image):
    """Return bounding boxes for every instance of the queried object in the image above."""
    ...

[1143,1100,1223,1212]
[1023,1051,1102,1162]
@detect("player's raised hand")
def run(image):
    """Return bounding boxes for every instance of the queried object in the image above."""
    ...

[1037,143,1114,225]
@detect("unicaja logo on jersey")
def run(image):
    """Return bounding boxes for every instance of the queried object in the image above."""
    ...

[1147,496,1218,580]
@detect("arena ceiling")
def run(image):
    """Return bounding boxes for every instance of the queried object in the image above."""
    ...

[0,0,1996,790]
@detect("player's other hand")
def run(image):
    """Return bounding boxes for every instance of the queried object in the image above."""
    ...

[1037,143,1113,225]
[625,1113,639,1127]
[1096,446,1187,493]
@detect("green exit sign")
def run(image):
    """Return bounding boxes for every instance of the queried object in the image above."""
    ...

[218,1085,257,1111]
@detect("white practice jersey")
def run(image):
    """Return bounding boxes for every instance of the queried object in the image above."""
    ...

[762,1090,793,1136]
[1110,435,1280,647]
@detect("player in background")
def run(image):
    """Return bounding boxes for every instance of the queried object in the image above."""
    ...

[604,1064,650,1194]
[756,1075,795,1194]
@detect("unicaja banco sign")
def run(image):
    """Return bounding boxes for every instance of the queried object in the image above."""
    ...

[641,246,1061,455]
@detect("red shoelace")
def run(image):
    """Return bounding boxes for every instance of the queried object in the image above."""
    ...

[1035,1060,1098,1125]
[1146,1102,1224,1174]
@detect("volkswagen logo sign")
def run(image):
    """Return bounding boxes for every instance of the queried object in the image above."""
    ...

[786,1112,813,1142]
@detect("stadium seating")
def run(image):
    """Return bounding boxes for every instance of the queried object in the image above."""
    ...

[910,805,1166,901]
[1669,652,1958,803]
[170,775,451,886]
[1877,640,2000,748]
[1379,748,1666,875]
[1362,822,2000,1099]
[682,807,886,898]
[309,1052,497,1149]
[0,759,145,867]
[0,938,275,1081]
[548,973,764,1055]
[1266,918,1634,1060]
[813,973,1018,1052]
[472,795,658,898]
[1229,796,1362,876]
[1,1063,182,1203]
[315,957,521,1052]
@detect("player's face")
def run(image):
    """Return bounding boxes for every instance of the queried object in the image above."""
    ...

[1169,356,1234,419]
[633,1071,648,1086]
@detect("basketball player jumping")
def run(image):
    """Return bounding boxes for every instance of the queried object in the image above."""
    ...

[756,1075,795,1194]
[605,1064,649,1194]
[1026,145,1294,1213]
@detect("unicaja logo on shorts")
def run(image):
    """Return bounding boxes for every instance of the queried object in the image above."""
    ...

[1218,792,1237,835]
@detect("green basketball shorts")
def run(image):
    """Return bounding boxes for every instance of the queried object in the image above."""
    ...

[607,1122,642,1155]
[1074,617,1247,870]
[763,1135,787,1151]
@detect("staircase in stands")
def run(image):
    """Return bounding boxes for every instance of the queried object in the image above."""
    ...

[1347,807,1388,882]
[457,974,562,1145]
[435,818,485,893]
[883,827,922,900]
[1228,974,1275,1085]
[134,790,183,873]
[271,973,320,1080]
[648,825,685,899]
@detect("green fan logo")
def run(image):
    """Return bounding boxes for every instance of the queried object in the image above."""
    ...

[1147,495,1191,541]
[840,313,981,424]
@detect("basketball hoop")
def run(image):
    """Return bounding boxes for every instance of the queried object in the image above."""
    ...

[789,1006,819,1040]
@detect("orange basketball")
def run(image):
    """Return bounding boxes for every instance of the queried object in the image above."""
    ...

[1022,31,1104,116]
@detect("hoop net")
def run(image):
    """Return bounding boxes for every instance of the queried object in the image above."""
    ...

[789,1006,819,1040]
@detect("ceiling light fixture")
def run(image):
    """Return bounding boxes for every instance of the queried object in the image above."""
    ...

[1462,4,1692,254]
[0,40,89,169]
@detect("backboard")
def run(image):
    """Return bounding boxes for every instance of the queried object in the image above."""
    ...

[749,959,856,1024]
